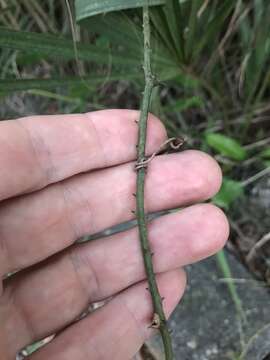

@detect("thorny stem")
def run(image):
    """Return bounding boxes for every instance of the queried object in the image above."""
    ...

[136,6,173,359]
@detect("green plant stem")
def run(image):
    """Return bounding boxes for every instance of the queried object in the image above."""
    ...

[216,250,246,322]
[136,6,173,359]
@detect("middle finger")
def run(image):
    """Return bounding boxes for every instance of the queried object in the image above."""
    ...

[0,150,221,274]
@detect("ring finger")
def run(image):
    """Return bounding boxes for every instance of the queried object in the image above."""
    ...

[2,203,228,356]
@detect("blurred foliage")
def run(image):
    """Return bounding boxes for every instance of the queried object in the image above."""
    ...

[213,178,244,210]
[205,133,247,161]
[0,0,270,208]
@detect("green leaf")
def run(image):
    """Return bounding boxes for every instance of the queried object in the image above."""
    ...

[163,0,186,62]
[243,4,270,103]
[75,0,164,20]
[0,74,139,93]
[0,91,10,99]
[27,90,82,104]
[194,0,235,59]
[164,96,203,112]
[80,12,142,58]
[216,250,245,321]
[263,160,270,168]
[205,133,247,161]
[212,178,244,210]
[149,6,181,60]
[0,27,138,67]
[185,0,203,60]
[0,26,180,83]
[259,147,270,159]
[75,0,188,20]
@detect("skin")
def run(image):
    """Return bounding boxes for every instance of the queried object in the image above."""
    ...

[0,109,229,359]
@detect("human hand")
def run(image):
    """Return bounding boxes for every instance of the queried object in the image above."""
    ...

[0,110,229,359]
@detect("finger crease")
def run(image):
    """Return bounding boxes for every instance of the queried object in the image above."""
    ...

[0,232,9,276]
[118,297,145,345]
[16,120,55,187]
[86,114,108,168]
[8,285,36,343]
[69,248,101,301]
[59,182,82,242]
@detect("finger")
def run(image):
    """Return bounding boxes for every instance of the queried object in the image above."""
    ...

[2,204,228,352]
[0,151,222,274]
[29,269,186,360]
[0,110,166,201]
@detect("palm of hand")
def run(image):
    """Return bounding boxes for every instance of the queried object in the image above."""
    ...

[0,110,228,359]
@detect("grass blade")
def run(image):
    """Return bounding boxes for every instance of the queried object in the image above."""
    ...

[81,12,142,58]
[216,250,246,322]
[149,6,180,59]
[75,0,164,20]
[0,27,138,66]
[0,74,140,92]
[163,0,186,62]
[185,0,203,61]
[193,0,235,59]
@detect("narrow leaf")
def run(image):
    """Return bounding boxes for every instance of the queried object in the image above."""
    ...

[0,74,139,92]
[81,12,142,57]
[216,250,246,321]
[149,6,180,59]
[163,0,186,62]
[0,27,138,66]
[205,133,247,161]
[213,178,244,210]
[164,96,203,112]
[194,0,234,58]
[259,148,270,159]
[75,0,164,20]
[185,0,203,60]
[75,0,188,20]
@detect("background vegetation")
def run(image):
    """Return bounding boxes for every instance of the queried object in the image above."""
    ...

[1,0,270,358]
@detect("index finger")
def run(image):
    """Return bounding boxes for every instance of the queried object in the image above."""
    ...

[0,110,166,201]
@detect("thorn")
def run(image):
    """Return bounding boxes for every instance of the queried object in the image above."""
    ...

[146,287,149,291]
[135,144,138,148]
[154,79,166,87]
[131,210,136,214]
[169,328,174,335]
[132,193,136,197]
[151,252,154,257]
[134,120,138,124]
[161,297,165,302]
[150,313,161,329]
